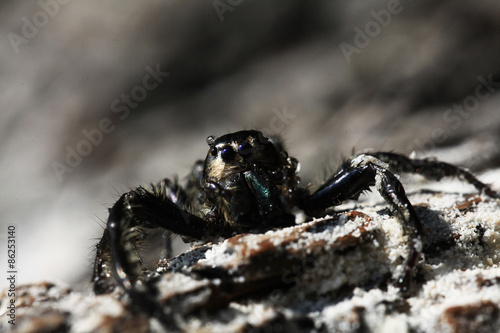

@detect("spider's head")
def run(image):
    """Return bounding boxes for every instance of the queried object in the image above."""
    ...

[202,130,297,230]
[203,130,284,182]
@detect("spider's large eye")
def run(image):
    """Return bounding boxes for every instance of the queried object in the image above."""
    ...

[238,143,252,158]
[221,147,236,162]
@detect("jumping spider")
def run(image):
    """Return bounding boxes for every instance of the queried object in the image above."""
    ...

[92,130,499,327]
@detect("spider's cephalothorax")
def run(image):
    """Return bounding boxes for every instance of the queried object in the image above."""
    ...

[92,130,499,329]
[202,130,300,233]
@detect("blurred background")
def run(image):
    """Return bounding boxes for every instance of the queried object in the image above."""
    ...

[1,0,500,290]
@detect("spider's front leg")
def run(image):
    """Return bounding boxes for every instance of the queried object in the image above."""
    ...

[368,151,500,198]
[301,155,424,293]
[92,179,208,328]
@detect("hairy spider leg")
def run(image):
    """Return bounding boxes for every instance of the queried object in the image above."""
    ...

[302,155,424,293]
[373,166,423,293]
[93,183,208,329]
[92,178,200,293]
[369,152,500,198]
[150,177,194,259]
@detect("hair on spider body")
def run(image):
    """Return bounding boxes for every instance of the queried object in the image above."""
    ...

[92,129,499,328]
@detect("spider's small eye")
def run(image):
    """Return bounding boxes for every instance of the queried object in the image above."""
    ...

[210,147,218,156]
[221,147,236,162]
[206,135,216,145]
[238,143,253,158]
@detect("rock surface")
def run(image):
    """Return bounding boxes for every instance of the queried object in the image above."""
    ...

[2,174,500,332]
